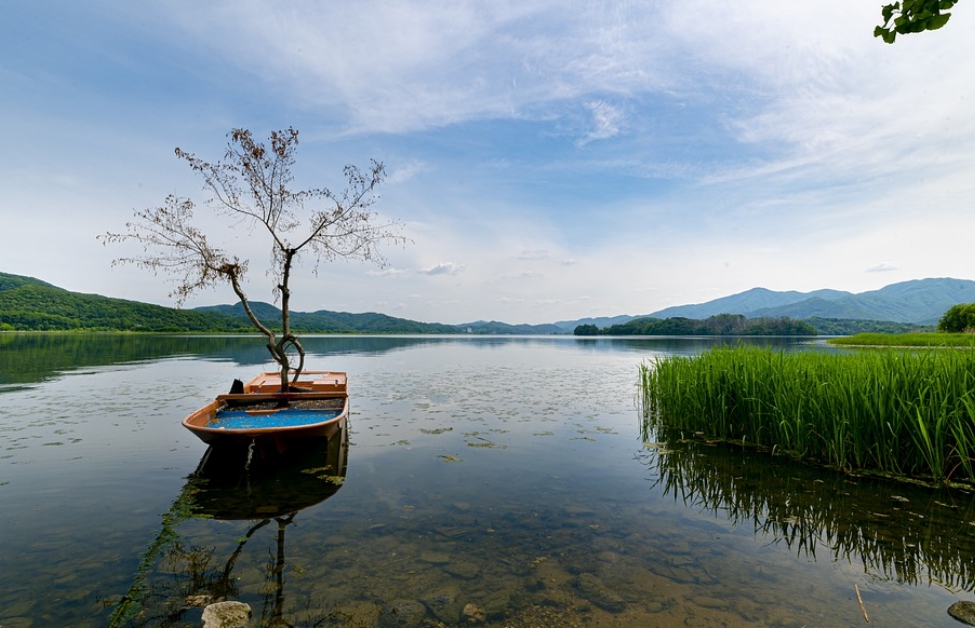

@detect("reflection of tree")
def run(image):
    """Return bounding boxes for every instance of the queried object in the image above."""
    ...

[641,434,975,591]
[109,427,347,627]
[0,334,442,390]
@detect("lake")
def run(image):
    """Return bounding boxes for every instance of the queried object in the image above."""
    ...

[2,333,975,627]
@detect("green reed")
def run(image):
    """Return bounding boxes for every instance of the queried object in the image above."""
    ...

[830,332,975,348]
[640,346,975,486]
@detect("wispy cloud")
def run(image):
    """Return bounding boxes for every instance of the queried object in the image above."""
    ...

[866,263,898,273]
[4,0,974,326]
[367,267,412,278]
[578,100,624,144]
[386,160,430,185]
[420,262,465,276]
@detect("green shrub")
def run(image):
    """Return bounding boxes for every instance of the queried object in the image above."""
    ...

[939,303,975,333]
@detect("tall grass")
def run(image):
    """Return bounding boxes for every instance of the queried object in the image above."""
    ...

[640,346,975,486]
[830,333,975,347]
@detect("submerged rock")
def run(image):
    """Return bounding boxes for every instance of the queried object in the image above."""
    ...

[201,601,252,628]
[380,599,427,628]
[421,586,462,624]
[949,601,975,626]
[444,561,481,579]
[462,603,486,624]
[573,573,626,613]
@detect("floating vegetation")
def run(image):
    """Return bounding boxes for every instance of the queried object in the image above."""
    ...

[419,427,453,435]
[301,465,333,475]
[467,441,507,449]
[437,454,463,463]
[640,346,975,487]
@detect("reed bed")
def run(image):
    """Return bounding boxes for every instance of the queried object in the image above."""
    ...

[830,332,975,348]
[640,346,975,486]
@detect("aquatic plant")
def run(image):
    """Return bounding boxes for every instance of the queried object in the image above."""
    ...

[830,332,975,347]
[640,346,975,486]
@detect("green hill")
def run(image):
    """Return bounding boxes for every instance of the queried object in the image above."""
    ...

[0,272,250,332]
[0,272,459,333]
[195,302,459,334]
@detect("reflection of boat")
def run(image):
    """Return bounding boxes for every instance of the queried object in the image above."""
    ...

[182,371,348,455]
[192,423,349,519]
[109,425,348,627]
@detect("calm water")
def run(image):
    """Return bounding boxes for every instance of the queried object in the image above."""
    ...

[2,333,975,627]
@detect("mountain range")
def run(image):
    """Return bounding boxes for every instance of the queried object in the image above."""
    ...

[634,278,975,326]
[1,271,972,334]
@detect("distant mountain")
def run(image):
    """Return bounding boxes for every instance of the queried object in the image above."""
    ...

[459,320,567,334]
[634,278,975,326]
[746,278,975,324]
[648,287,852,320]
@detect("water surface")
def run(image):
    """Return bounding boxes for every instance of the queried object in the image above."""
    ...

[1,334,973,627]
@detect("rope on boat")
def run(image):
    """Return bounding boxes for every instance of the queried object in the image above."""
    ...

[245,439,255,471]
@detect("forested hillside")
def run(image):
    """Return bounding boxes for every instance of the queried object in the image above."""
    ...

[574,314,817,336]
[194,303,460,334]
[0,272,458,333]
[0,273,251,332]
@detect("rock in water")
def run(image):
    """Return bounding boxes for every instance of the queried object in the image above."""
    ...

[949,601,975,626]
[462,603,487,624]
[201,601,252,628]
[573,573,626,613]
[420,586,462,624]
[380,599,427,628]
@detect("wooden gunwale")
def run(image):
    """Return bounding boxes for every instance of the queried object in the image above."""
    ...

[181,371,349,448]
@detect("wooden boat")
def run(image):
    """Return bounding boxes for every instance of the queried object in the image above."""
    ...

[182,371,349,455]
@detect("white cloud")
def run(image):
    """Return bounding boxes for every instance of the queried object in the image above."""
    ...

[4,0,975,326]
[420,262,465,276]
[866,263,898,273]
[578,100,624,144]
[367,267,412,278]
[386,160,430,185]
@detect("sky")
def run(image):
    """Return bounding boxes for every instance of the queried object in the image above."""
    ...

[1,1,973,325]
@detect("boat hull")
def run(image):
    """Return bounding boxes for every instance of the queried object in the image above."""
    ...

[182,371,349,456]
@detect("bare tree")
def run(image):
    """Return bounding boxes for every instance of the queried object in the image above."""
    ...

[101,127,405,392]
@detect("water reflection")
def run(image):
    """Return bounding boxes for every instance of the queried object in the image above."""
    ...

[0,332,827,391]
[642,433,975,592]
[110,428,348,627]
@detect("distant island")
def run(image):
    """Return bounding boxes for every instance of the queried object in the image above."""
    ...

[1,271,964,335]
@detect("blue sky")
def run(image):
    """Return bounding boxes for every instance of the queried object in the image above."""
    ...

[2,1,973,325]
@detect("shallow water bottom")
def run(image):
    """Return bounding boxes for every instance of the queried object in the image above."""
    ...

[115,431,970,628]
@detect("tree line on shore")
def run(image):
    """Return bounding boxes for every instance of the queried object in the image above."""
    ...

[574,314,818,336]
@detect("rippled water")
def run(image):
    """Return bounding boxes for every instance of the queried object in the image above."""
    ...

[1,334,974,627]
